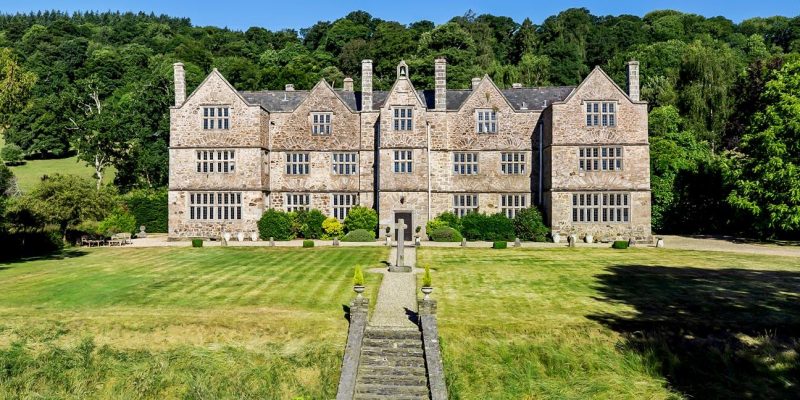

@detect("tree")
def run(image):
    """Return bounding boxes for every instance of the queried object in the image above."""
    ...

[728,58,800,237]
[0,47,37,128]
[1,143,24,165]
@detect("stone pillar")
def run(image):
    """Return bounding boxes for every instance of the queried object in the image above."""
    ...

[173,62,185,107]
[418,299,448,400]
[343,77,353,92]
[336,297,369,400]
[627,60,640,101]
[435,57,447,110]
[361,60,373,112]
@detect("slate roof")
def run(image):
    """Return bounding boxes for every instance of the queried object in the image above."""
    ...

[239,86,575,113]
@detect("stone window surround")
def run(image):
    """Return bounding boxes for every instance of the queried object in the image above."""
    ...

[286,193,310,212]
[453,194,479,217]
[201,105,231,130]
[393,150,413,173]
[453,152,479,175]
[332,152,358,175]
[286,152,310,175]
[196,150,235,173]
[584,100,617,127]
[392,106,414,131]
[578,146,623,172]
[475,109,498,133]
[188,191,242,221]
[332,193,358,220]
[572,192,630,223]
[311,112,332,135]
[501,193,527,219]
[501,152,526,175]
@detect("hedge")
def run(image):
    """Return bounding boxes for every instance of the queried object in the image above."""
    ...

[191,238,203,247]
[513,207,550,242]
[492,241,508,249]
[122,189,168,233]
[341,229,375,242]
[344,206,378,232]
[0,231,63,261]
[303,240,315,248]
[612,240,629,249]
[461,212,515,241]
[430,227,463,242]
[258,209,294,240]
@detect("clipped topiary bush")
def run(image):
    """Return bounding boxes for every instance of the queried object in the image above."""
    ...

[513,207,550,242]
[341,228,376,242]
[612,240,629,249]
[430,227,463,242]
[422,265,432,287]
[322,217,344,239]
[344,206,378,232]
[258,209,294,240]
[353,265,365,286]
[461,212,515,241]
[192,238,203,247]
[492,241,508,249]
[303,239,314,248]
[122,189,168,233]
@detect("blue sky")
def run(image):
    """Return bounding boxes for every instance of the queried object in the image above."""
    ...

[1,0,798,31]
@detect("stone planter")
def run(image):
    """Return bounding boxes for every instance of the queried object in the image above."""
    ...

[353,285,365,298]
[237,232,245,242]
[421,286,433,300]
[250,232,258,241]
[584,234,593,243]
[552,233,561,243]
[223,232,231,242]
[656,237,665,248]
[385,236,391,246]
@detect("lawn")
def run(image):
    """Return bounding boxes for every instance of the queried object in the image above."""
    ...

[418,247,800,400]
[0,246,386,399]
[8,156,116,192]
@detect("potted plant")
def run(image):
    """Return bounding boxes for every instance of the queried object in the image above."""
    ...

[421,265,433,300]
[353,266,365,298]
[415,226,421,238]
[385,226,391,237]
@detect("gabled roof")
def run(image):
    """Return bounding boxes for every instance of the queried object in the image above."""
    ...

[560,65,639,104]
[180,68,253,109]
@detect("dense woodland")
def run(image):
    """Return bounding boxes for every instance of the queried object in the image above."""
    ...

[0,9,799,238]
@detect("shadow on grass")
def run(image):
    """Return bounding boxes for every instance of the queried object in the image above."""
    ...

[589,265,800,400]
[0,249,88,265]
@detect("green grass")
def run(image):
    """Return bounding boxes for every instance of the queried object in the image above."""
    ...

[418,247,800,399]
[8,156,116,192]
[0,246,386,399]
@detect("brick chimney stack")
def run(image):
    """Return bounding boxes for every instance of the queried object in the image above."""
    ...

[627,60,640,101]
[361,59,373,111]
[173,62,185,107]
[343,77,354,91]
[471,77,481,90]
[435,57,447,110]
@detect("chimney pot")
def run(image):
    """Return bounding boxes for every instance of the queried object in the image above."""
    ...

[285,84,295,91]
[626,60,640,101]
[471,77,481,90]
[512,83,522,89]
[435,57,447,110]
[343,77,354,92]
[173,62,185,107]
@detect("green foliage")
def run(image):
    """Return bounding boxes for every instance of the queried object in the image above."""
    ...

[343,206,377,233]
[426,212,461,237]
[1,144,24,165]
[422,264,432,287]
[292,209,326,239]
[321,217,344,239]
[97,209,136,236]
[353,265,364,286]
[461,212,515,241]
[492,241,508,249]
[513,207,549,241]
[341,229,375,242]
[121,188,167,233]
[191,238,203,247]
[612,240,630,249]
[302,239,314,248]
[0,230,63,260]
[258,209,294,240]
[430,227,463,242]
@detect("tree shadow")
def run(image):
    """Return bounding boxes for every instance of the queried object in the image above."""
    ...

[0,249,88,265]
[342,304,351,322]
[588,265,800,399]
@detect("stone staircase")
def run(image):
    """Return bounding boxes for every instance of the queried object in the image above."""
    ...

[353,326,430,400]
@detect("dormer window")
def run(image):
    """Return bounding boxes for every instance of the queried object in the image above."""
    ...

[311,112,332,135]
[203,106,230,130]
[476,109,497,133]
[393,107,413,131]
[586,101,616,127]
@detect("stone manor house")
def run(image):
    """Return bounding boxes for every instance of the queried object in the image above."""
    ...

[168,58,651,241]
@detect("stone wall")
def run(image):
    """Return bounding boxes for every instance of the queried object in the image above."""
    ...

[170,148,266,190]
[168,190,264,238]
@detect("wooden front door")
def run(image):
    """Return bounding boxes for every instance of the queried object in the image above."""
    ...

[394,212,413,242]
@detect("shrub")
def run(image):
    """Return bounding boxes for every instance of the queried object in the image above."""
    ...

[492,241,508,249]
[461,212,515,241]
[344,206,378,232]
[612,240,629,249]
[98,210,136,236]
[122,189,168,233]
[422,265,432,287]
[425,219,449,236]
[341,229,375,242]
[1,144,24,165]
[430,227,463,242]
[426,212,461,236]
[513,207,550,242]
[295,209,326,239]
[192,238,203,247]
[322,217,344,239]
[302,239,314,248]
[258,209,294,240]
[0,230,63,261]
[353,266,365,286]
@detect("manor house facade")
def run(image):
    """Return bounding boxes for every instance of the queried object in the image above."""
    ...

[168,58,651,241]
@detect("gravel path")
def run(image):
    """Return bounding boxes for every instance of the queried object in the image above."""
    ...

[369,244,418,327]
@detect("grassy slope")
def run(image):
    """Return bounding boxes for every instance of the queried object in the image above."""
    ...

[418,248,800,400]
[0,246,386,399]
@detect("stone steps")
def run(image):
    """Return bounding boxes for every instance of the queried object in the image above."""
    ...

[354,327,430,400]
